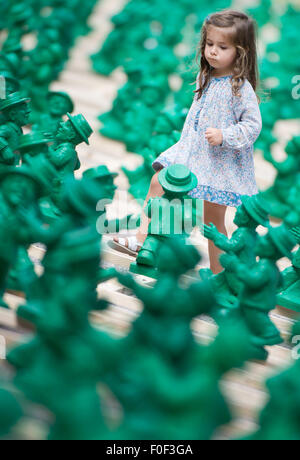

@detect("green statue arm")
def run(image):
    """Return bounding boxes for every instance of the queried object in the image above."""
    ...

[47,144,74,168]
[204,224,244,252]
[215,232,244,252]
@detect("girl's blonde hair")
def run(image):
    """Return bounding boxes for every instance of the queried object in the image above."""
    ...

[194,10,260,101]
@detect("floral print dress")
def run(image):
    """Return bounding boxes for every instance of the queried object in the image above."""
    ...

[153,75,262,207]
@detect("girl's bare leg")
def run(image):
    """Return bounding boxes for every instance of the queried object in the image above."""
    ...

[204,200,228,274]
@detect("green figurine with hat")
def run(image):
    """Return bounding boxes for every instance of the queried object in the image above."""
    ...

[45,112,93,215]
[16,132,58,223]
[0,92,31,169]
[0,71,20,97]
[48,92,74,113]
[130,164,200,278]
[220,223,296,361]
[0,386,23,438]
[60,175,106,224]
[99,62,143,142]
[0,92,30,112]
[277,226,300,312]
[83,165,118,202]
[83,165,137,235]
[33,91,75,138]
[0,41,24,79]
[123,77,167,153]
[64,112,92,145]
[122,106,183,202]
[18,131,53,162]
[0,164,55,306]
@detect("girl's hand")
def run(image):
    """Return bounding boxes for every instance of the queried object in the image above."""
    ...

[205,128,223,146]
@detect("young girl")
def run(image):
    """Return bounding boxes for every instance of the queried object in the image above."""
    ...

[113,9,262,274]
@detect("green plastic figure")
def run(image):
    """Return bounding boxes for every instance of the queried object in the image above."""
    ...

[4,2,33,45]
[0,387,23,439]
[26,26,65,118]
[0,41,26,80]
[46,113,93,215]
[123,79,167,153]
[83,165,118,200]
[0,92,31,169]
[33,91,74,138]
[220,224,296,360]
[251,361,300,440]
[17,131,61,223]
[18,131,53,164]
[284,175,300,227]
[130,164,200,278]
[8,228,120,440]
[202,194,269,314]
[277,226,300,311]
[83,165,134,235]
[99,61,143,141]
[0,71,20,97]
[123,107,182,200]
[17,175,108,321]
[0,165,50,307]
[3,157,55,294]
[262,136,300,220]
[111,237,250,439]
[247,0,272,27]
[0,72,20,125]
[91,3,153,76]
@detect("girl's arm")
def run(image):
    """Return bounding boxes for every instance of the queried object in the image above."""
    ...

[221,80,262,150]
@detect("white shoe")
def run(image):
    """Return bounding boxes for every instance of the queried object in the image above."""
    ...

[109,236,143,256]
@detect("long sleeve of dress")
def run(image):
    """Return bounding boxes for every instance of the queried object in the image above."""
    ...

[221,80,262,150]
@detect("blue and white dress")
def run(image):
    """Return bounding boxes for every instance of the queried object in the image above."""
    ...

[153,75,262,207]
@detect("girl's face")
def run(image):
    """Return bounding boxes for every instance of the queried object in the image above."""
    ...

[205,26,237,74]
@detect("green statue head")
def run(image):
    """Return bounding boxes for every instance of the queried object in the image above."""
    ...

[0,92,31,126]
[83,165,118,201]
[256,224,296,260]
[158,164,198,197]
[238,194,269,228]
[0,167,41,207]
